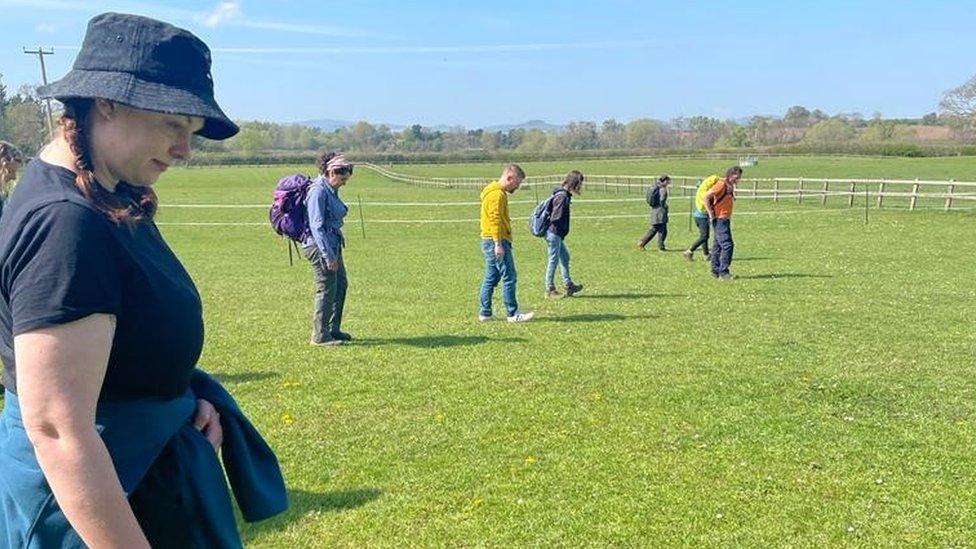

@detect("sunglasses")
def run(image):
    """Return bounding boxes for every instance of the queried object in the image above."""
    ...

[333,166,354,176]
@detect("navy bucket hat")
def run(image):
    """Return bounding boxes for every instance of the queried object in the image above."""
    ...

[38,12,238,140]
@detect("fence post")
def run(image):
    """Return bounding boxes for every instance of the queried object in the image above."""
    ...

[945,180,955,211]
[848,181,856,207]
[798,178,804,204]
[752,179,758,199]
[821,180,829,206]
[773,179,779,202]
[864,185,869,224]
[909,178,919,211]
[357,195,366,239]
[877,180,885,209]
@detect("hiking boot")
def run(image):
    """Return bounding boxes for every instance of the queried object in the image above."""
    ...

[545,288,563,299]
[478,314,495,322]
[683,250,694,261]
[565,282,584,297]
[330,331,353,341]
[311,338,344,347]
[718,273,735,282]
[507,310,535,323]
[637,241,645,251]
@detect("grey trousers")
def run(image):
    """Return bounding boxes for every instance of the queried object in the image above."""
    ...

[303,245,348,343]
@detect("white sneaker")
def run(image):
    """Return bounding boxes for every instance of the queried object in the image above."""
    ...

[507,310,535,323]
[478,314,495,322]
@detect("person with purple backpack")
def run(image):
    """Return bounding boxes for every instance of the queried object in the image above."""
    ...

[301,151,354,346]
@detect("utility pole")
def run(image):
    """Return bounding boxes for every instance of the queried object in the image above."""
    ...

[23,47,55,136]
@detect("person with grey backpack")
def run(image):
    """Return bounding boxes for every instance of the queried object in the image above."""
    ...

[637,175,670,251]
[543,170,585,299]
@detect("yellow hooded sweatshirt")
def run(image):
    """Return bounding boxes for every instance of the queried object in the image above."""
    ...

[480,180,511,242]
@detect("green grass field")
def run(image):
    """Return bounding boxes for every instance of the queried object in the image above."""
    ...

[155,156,976,546]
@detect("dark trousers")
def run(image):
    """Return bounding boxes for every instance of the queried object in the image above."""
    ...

[303,245,348,342]
[689,216,710,254]
[709,218,734,276]
[639,223,668,250]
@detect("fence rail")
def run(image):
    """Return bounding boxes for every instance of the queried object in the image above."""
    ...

[360,163,976,211]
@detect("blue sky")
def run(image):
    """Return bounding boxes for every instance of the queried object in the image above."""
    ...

[1,0,974,127]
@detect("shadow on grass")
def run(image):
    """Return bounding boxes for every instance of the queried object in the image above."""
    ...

[573,292,683,300]
[358,335,528,348]
[539,313,657,323]
[242,488,382,542]
[214,372,280,384]
[736,273,833,280]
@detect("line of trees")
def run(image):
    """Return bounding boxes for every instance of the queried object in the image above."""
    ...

[0,75,48,154]
[212,109,970,156]
[3,72,975,158]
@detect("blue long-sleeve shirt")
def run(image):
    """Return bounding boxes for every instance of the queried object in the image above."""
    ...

[303,176,348,263]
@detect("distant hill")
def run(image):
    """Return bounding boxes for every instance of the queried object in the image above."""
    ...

[295,118,565,133]
[484,120,565,133]
[297,119,407,132]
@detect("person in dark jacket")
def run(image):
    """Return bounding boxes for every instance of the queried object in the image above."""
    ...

[637,175,670,251]
[544,170,585,299]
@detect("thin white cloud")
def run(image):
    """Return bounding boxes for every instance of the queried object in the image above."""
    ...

[0,0,373,38]
[0,0,86,9]
[35,23,58,33]
[233,19,369,38]
[201,1,241,28]
[214,40,658,55]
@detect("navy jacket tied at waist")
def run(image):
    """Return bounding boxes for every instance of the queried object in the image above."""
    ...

[0,370,288,548]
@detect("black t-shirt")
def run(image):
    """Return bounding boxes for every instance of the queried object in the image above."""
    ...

[0,159,203,401]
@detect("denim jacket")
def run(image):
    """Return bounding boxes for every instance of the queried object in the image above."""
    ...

[303,176,348,263]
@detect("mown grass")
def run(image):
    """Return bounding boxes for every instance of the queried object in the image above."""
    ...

[155,157,976,547]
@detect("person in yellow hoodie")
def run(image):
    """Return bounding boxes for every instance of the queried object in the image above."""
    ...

[479,164,534,322]
[683,174,720,261]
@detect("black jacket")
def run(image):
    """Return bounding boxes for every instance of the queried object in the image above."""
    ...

[548,188,572,238]
[647,184,669,224]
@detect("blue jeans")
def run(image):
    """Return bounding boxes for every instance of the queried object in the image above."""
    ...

[545,232,572,290]
[480,239,519,317]
[710,218,734,276]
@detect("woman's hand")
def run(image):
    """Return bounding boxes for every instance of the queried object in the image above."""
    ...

[193,398,223,450]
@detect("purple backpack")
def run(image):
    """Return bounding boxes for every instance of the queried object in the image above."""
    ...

[269,174,313,242]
